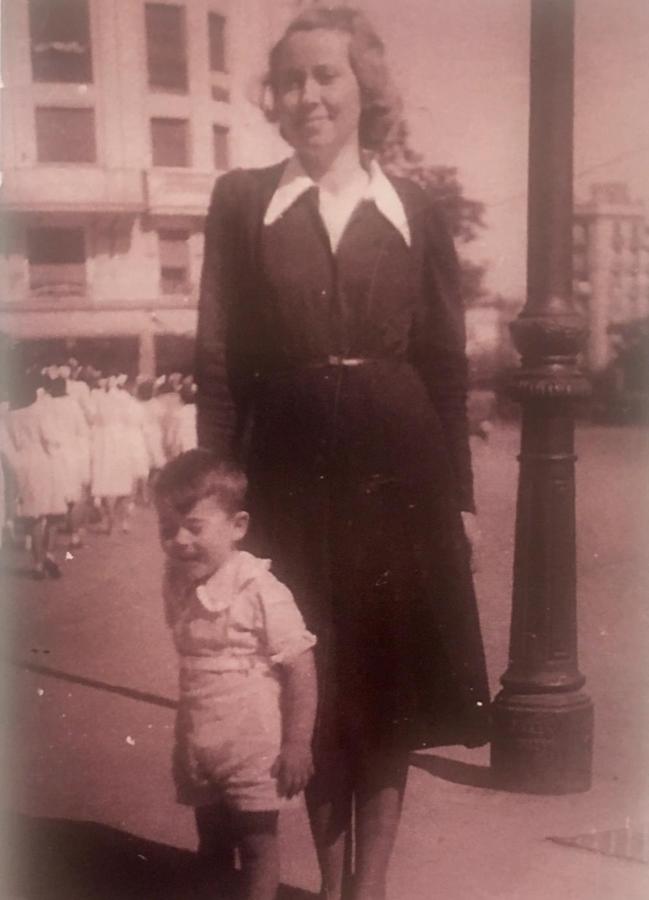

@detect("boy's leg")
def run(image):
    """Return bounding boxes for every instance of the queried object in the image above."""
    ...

[194,802,238,897]
[306,751,354,900]
[232,810,279,900]
[352,750,409,900]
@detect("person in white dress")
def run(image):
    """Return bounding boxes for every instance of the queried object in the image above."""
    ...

[165,382,198,459]
[90,375,135,534]
[123,379,152,505]
[156,379,183,463]
[3,373,67,578]
[42,375,89,549]
[137,380,166,479]
[63,364,94,486]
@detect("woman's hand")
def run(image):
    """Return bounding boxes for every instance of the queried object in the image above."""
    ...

[461,511,481,572]
[271,742,314,798]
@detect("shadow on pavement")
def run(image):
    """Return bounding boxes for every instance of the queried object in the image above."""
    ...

[6,813,318,900]
[410,753,493,789]
[1,561,38,579]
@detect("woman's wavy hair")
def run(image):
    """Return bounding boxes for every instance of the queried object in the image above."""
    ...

[263,5,401,152]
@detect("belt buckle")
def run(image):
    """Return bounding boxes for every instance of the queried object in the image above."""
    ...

[327,355,361,367]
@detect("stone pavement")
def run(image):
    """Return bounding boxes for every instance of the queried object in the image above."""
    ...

[2,423,649,899]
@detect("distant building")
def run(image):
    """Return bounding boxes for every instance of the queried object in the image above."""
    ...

[0,0,300,375]
[573,183,649,371]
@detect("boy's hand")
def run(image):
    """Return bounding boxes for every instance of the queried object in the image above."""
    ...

[271,742,314,798]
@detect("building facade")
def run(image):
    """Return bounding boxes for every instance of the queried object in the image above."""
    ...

[573,183,649,371]
[1,0,301,375]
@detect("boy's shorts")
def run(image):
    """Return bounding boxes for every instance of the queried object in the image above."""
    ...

[173,668,296,812]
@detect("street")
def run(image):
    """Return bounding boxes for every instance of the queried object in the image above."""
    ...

[3,422,649,899]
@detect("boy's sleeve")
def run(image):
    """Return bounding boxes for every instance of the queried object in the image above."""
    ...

[256,573,316,665]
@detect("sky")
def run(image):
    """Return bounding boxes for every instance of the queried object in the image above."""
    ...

[344,0,649,299]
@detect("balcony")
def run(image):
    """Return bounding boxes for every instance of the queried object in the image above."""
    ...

[1,167,145,214]
[144,169,217,217]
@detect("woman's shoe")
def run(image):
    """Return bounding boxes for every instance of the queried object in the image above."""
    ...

[43,556,62,579]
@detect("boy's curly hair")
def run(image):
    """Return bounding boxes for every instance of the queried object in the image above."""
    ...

[154,449,247,517]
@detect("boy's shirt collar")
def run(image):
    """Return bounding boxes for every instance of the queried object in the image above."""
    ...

[263,155,411,247]
[195,550,271,613]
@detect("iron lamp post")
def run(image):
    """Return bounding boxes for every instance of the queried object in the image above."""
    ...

[490,0,594,794]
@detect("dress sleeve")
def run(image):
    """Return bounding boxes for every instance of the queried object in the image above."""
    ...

[195,173,240,456]
[409,202,475,512]
[255,572,317,666]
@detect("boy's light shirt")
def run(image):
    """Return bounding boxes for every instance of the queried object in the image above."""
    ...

[166,549,316,671]
[264,155,412,251]
[195,551,269,614]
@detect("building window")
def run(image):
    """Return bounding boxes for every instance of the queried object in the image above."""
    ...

[27,227,86,294]
[35,107,96,163]
[211,85,230,103]
[212,125,229,170]
[145,3,188,93]
[151,118,190,167]
[28,0,93,84]
[573,251,588,281]
[572,223,586,247]
[611,221,624,253]
[208,12,227,72]
[158,230,190,294]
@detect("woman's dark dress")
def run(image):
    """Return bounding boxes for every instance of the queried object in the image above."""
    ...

[195,162,490,752]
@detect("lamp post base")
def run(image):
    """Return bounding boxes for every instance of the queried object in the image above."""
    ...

[490,690,594,794]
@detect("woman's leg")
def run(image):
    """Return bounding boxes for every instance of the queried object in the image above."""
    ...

[67,501,83,548]
[43,517,62,578]
[233,810,279,900]
[116,495,132,533]
[352,750,409,900]
[306,753,354,900]
[102,497,115,534]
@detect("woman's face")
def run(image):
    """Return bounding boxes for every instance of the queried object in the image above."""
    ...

[272,29,362,159]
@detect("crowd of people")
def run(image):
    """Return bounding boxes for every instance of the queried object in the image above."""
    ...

[0,358,198,579]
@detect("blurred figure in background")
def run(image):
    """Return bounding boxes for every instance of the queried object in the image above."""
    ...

[124,377,152,505]
[137,379,166,487]
[90,374,134,534]
[42,374,88,550]
[165,379,198,458]
[3,371,66,578]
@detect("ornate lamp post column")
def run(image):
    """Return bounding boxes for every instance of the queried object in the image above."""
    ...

[490,0,594,794]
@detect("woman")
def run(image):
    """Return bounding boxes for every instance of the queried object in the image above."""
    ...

[42,374,89,549]
[195,7,489,899]
[2,372,67,578]
[90,374,135,534]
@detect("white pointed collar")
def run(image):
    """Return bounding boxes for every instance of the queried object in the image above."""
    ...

[263,155,411,247]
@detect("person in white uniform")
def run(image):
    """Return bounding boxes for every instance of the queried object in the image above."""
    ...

[42,375,89,549]
[90,375,134,533]
[3,373,67,578]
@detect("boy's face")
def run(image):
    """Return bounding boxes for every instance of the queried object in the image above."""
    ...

[158,495,249,581]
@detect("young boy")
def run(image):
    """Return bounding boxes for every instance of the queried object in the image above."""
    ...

[155,449,317,900]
